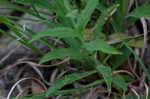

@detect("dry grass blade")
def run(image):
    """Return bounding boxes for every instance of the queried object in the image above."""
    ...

[133,49,139,73]
[131,88,140,99]
[56,70,68,81]
[108,34,143,45]
[103,8,118,25]
[127,0,134,13]
[0,57,70,73]
[16,84,23,93]
[50,69,58,83]
[7,77,47,99]
[31,66,52,85]
[140,18,148,59]
[112,70,134,77]
[16,87,31,99]
[145,83,148,99]
[128,58,140,79]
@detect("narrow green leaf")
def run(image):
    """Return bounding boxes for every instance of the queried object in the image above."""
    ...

[0,28,43,55]
[124,43,150,81]
[39,48,88,64]
[76,0,98,32]
[0,16,43,54]
[53,88,86,96]
[96,65,112,92]
[53,79,104,96]
[30,27,79,42]
[12,0,53,11]
[5,18,56,49]
[52,0,73,27]
[129,1,150,18]
[84,79,105,88]
[84,39,121,54]
[112,0,127,32]
[0,16,27,42]
[46,70,97,96]
[0,0,43,19]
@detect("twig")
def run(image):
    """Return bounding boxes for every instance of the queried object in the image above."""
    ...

[56,70,68,81]
[112,70,134,77]
[50,69,58,83]
[140,18,148,59]
[0,58,70,74]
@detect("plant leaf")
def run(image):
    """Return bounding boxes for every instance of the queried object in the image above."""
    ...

[84,39,121,54]
[12,0,53,10]
[46,70,97,96]
[52,0,73,27]
[96,65,112,92]
[30,27,79,42]
[129,1,150,18]
[76,0,98,32]
[39,48,88,64]
[0,16,43,55]
[0,0,43,19]
[112,0,127,32]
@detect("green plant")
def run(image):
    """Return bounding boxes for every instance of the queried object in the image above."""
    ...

[0,0,150,98]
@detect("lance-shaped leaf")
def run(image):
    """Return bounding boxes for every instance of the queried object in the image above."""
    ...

[52,0,73,27]
[96,65,112,92]
[39,48,88,64]
[46,70,97,96]
[83,39,121,54]
[12,0,52,10]
[76,0,98,32]
[30,27,79,42]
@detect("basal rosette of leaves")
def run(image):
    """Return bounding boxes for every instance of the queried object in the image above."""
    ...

[0,0,150,98]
